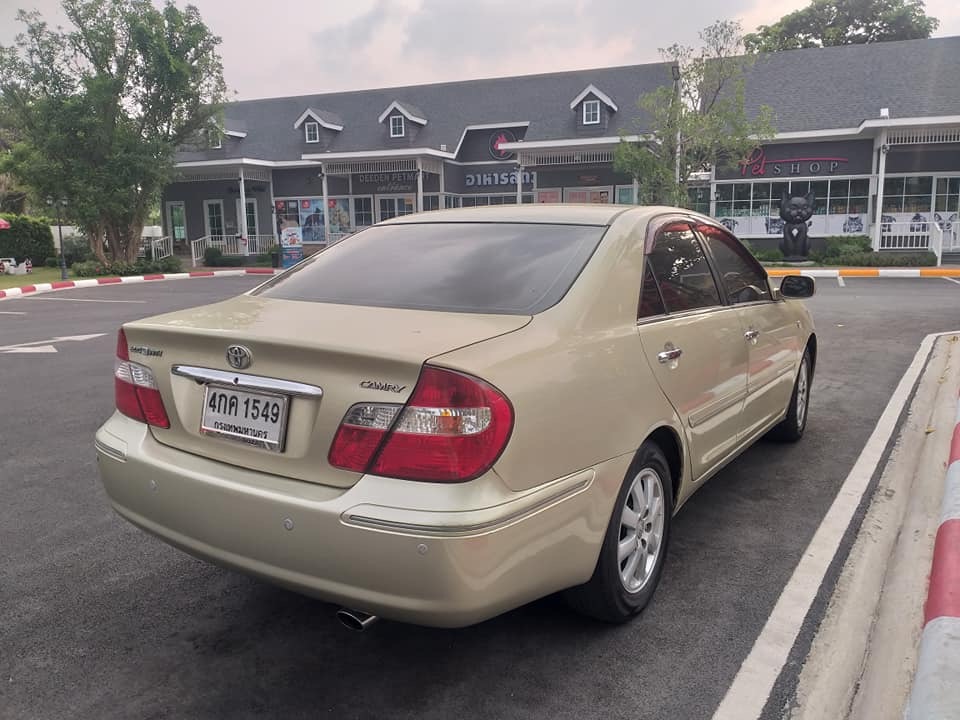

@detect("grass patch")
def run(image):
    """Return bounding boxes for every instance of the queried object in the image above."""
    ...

[0,266,69,290]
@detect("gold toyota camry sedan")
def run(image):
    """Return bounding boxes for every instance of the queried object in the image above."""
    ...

[95,205,816,629]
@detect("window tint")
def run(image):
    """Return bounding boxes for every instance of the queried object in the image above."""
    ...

[254,222,606,315]
[638,265,665,319]
[697,224,771,304]
[647,225,721,313]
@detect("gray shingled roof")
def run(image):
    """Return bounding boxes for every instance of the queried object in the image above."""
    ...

[177,62,672,163]
[178,36,960,164]
[742,35,960,132]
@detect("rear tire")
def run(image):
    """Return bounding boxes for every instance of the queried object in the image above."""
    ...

[769,349,811,442]
[564,441,673,623]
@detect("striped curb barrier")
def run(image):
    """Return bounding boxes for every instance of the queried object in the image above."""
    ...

[766,268,960,278]
[905,389,960,719]
[0,268,280,302]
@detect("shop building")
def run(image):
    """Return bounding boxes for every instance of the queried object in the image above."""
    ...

[162,35,960,264]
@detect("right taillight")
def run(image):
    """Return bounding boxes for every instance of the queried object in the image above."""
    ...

[114,328,170,429]
[328,366,514,482]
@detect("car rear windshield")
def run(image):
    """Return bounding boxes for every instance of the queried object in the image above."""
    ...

[253,222,607,315]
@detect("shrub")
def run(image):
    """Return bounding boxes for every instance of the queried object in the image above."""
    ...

[754,248,784,262]
[71,260,103,277]
[215,255,245,267]
[63,238,93,267]
[45,257,60,268]
[203,247,223,266]
[0,213,56,264]
[822,252,936,267]
[811,235,872,263]
[158,256,182,273]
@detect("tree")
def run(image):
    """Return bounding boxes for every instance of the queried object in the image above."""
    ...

[0,0,226,262]
[744,0,939,53]
[615,20,775,208]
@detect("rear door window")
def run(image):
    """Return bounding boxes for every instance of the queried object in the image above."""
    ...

[254,222,607,315]
[646,224,722,313]
[696,224,771,304]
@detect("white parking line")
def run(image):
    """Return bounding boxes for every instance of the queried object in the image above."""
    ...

[0,311,27,315]
[711,330,960,720]
[837,276,846,287]
[22,296,147,304]
[943,277,960,286]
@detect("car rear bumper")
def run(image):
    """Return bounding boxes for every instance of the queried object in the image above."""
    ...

[95,413,628,627]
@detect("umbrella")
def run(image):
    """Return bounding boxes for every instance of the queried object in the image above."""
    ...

[0,218,10,230]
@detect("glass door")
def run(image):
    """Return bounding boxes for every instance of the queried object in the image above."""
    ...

[235,198,258,237]
[378,196,416,221]
[203,200,224,237]
[935,177,960,250]
[166,201,187,247]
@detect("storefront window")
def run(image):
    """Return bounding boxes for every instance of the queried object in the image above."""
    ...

[733,183,751,216]
[714,184,733,216]
[353,197,373,227]
[849,179,869,214]
[936,178,960,213]
[884,176,933,213]
[423,195,440,211]
[444,195,461,209]
[460,194,533,206]
[751,182,771,216]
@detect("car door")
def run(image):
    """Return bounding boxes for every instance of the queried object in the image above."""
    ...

[695,223,800,440]
[637,221,749,482]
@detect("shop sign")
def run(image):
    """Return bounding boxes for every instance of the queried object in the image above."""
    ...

[736,146,849,177]
[356,172,418,193]
[465,170,536,188]
[489,130,518,160]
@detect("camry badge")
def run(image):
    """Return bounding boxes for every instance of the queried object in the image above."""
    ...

[226,345,253,370]
[360,380,407,393]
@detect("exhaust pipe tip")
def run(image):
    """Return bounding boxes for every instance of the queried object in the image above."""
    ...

[336,608,378,632]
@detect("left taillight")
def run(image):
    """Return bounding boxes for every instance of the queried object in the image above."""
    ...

[114,328,170,429]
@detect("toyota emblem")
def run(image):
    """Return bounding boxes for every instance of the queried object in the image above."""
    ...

[226,345,252,370]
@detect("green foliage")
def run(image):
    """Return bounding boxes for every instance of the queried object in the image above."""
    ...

[744,0,939,52]
[615,20,775,207]
[71,254,181,276]
[0,0,227,263]
[203,247,223,266]
[824,252,936,267]
[754,248,785,262]
[0,213,55,262]
[45,257,61,267]
[810,235,873,262]
[63,238,94,266]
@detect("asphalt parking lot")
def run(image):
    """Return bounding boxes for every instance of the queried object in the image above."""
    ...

[2,275,960,720]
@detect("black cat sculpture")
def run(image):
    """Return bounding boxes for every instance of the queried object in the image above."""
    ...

[779,189,814,259]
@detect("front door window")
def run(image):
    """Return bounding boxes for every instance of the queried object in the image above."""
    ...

[204,200,224,237]
[236,199,258,237]
[167,202,187,245]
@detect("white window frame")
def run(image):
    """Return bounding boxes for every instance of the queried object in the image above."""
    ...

[352,195,375,228]
[582,100,601,125]
[203,199,225,237]
[390,115,405,138]
[165,201,187,242]
[304,121,320,144]
[235,197,258,237]
[207,128,222,149]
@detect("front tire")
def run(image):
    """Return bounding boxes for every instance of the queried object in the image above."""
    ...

[564,442,673,623]
[770,349,811,442]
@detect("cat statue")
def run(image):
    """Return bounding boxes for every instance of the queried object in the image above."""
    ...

[779,189,814,259]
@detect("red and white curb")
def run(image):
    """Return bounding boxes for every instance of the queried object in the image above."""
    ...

[767,267,960,278]
[0,268,280,302]
[905,390,960,719]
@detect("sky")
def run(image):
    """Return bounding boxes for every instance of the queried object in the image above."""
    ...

[2,0,959,100]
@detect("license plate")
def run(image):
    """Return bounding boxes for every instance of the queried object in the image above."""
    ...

[200,385,289,452]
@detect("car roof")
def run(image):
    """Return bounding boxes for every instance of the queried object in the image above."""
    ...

[381,203,653,226]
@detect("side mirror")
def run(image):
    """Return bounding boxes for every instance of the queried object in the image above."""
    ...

[779,275,815,299]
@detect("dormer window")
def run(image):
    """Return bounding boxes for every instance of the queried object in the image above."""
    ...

[390,115,405,138]
[305,121,319,143]
[583,100,601,125]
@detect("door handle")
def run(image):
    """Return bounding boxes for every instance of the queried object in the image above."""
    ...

[658,347,683,364]
[744,329,760,343]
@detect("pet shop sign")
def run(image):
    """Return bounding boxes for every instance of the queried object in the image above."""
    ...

[737,147,847,177]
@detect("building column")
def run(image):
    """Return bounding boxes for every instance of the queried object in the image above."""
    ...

[321,164,330,244]
[632,177,639,205]
[872,129,888,251]
[439,162,445,208]
[416,158,424,213]
[516,162,523,204]
[268,170,276,241]
[238,166,249,255]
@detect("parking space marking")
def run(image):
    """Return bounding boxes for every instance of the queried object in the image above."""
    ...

[0,311,26,315]
[712,330,960,720]
[23,296,147,304]
[837,276,846,287]
[943,277,960,286]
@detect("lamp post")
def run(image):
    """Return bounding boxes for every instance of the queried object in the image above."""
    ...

[46,196,68,281]
[671,63,682,200]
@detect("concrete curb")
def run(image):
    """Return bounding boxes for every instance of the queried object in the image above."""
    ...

[0,268,280,302]
[905,389,960,719]
[766,268,960,278]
